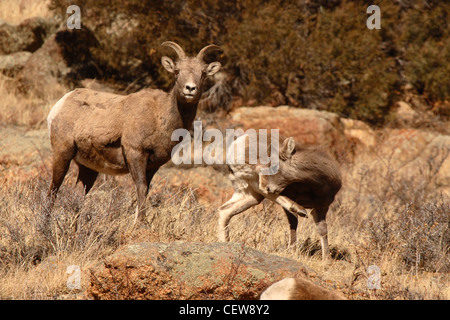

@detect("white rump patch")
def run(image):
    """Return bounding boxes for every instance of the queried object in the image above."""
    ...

[47,90,74,137]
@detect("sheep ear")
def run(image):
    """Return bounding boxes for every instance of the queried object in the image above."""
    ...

[206,62,221,76]
[161,56,175,73]
[280,137,296,160]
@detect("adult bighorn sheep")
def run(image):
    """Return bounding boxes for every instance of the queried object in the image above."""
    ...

[218,134,342,260]
[47,41,221,226]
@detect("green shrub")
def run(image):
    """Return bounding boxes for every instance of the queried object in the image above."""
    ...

[49,0,449,124]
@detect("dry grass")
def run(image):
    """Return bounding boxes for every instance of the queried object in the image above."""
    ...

[0,0,52,24]
[0,109,449,300]
[0,156,448,299]
[0,74,67,127]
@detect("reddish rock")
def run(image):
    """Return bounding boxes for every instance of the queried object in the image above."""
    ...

[87,242,314,300]
[228,106,351,161]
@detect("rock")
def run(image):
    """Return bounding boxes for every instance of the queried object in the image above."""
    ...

[346,128,450,212]
[87,242,315,300]
[0,51,31,76]
[428,135,450,192]
[379,129,437,164]
[380,130,450,198]
[395,101,418,123]
[260,277,347,300]
[0,17,57,55]
[17,27,99,97]
[340,118,377,149]
[228,106,350,161]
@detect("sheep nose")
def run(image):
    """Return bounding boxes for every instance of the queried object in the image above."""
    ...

[185,84,197,94]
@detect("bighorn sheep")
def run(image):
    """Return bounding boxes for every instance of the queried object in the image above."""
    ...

[218,135,342,260]
[260,277,347,300]
[47,41,221,226]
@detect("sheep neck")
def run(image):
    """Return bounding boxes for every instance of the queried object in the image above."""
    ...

[171,90,199,131]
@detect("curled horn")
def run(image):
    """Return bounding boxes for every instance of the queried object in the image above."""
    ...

[197,44,221,61]
[161,41,186,60]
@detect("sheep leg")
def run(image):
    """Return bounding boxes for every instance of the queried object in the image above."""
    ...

[252,178,307,218]
[145,167,158,190]
[43,149,74,235]
[47,149,74,208]
[76,163,99,194]
[311,207,330,261]
[218,190,263,242]
[260,192,308,218]
[283,209,298,246]
[126,149,150,228]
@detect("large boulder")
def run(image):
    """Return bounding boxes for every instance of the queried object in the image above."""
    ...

[0,17,56,55]
[87,242,343,300]
[343,128,450,218]
[377,129,450,197]
[394,101,419,124]
[340,117,377,150]
[228,106,351,161]
[17,27,99,97]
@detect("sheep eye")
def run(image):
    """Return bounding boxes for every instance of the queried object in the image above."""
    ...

[174,69,180,76]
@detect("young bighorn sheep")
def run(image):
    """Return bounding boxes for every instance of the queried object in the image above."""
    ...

[47,41,221,226]
[218,135,341,260]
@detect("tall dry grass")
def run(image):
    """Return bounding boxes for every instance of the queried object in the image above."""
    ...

[0,157,448,299]
[0,73,67,127]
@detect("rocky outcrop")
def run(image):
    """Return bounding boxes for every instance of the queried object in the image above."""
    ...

[87,242,345,300]
[394,101,419,124]
[368,129,449,198]
[228,106,350,160]
[0,17,57,55]
[17,27,99,97]
[0,15,101,97]
[340,117,377,149]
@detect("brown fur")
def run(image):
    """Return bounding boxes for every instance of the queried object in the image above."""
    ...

[218,135,342,260]
[46,42,221,227]
[260,277,347,300]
